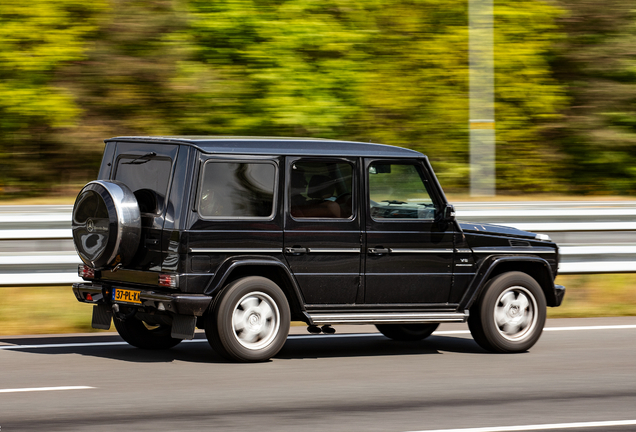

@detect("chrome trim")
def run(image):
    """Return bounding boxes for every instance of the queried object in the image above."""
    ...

[76,180,141,268]
[365,272,451,276]
[306,248,361,253]
[455,248,472,253]
[455,264,474,267]
[189,248,282,253]
[472,247,556,254]
[196,159,278,221]
[307,311,468,325]
[389,248,454,254]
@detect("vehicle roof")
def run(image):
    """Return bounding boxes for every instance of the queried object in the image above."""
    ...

[105,136,424,158]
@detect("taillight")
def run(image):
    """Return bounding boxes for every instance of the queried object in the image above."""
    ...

[158,273,178,288]
[78,264,95,279]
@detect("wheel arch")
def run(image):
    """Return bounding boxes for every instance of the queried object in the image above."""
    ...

[204,256,306,322]
[460,256,559,310]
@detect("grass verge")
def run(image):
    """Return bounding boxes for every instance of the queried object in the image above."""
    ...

[0,286,99,335]
[548,274,636,318]
[0,274,634,335]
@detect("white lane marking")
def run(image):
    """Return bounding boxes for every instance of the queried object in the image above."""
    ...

[0,324,634,350]
[543,325,636,332]
[0,386,94,394]
[0,341,129,350]
[404,419,636,432]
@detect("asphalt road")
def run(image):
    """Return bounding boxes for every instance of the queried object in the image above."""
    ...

[1,317,635,432]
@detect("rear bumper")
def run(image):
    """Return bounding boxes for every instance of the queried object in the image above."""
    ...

[72,283,212,316]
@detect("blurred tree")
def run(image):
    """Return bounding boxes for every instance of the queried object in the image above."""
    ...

[182,0,566,191]
[353,0,567,191]
[493,0,568,192]
[550,0,636,195]
[0,0,107,194]
[0,0,569,195]
[53,0,193,188]
[177,0,369,137]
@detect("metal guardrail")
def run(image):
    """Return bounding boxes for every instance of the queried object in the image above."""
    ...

[2,202,636,285]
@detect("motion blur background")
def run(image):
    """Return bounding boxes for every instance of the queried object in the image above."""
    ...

[1,0,636,334]
[3,0,636,196]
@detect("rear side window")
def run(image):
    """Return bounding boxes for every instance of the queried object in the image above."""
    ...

[198,161,277,219]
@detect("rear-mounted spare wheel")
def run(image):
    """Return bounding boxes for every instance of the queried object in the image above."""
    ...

[72,180,141,268]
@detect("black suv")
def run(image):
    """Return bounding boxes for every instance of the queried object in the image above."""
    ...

[72,136,565,362]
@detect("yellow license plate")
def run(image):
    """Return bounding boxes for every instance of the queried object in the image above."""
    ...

[112,288,141,304]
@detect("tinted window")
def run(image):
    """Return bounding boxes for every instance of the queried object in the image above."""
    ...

[369,163,436,220]
[199,162,276,218]
[290,161,353,219]
[115,156,172,213]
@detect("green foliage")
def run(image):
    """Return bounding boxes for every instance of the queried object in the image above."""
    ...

[493,0,568,192]
[181,0,566,191]
[51,0,199,185]
[0,0,575,195]
[0,0,107,192]
[550,0,636,195]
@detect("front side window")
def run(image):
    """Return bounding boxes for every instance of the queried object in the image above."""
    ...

[290,161,353,219]
[198,161,276,219]
[368,162,436,220]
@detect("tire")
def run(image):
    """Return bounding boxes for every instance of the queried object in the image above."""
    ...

[375,323,439,341]
[205,277,290,362]
[468,271,546,353]
[114,317,182,350]
[72,180,141,269]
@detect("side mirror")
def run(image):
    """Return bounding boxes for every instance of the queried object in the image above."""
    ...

[444,204,456,221]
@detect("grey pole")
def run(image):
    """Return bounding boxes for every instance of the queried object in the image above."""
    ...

[469,0,495,196]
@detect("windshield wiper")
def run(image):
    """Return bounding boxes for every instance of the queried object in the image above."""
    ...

[123,152,156,165]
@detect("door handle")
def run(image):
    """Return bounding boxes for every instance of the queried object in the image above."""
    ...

[285,247,308,255]
[368,247,390,255]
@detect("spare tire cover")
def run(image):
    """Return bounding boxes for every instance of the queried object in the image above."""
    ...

[72,180,141,268]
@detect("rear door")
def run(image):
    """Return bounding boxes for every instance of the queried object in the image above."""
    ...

[283,157,362,305]
[364,159,455,304]
[110,142,179,271]
[187,156,283,285]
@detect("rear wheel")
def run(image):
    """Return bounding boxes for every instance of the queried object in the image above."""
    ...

[114,317,182,350]
[375,323,440,341]
[468,271,546,353]
[205,276,290,362]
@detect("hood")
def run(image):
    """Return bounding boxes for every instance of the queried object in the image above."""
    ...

[458,221,539,240]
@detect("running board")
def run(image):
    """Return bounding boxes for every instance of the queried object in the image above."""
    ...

[305,311,469,325]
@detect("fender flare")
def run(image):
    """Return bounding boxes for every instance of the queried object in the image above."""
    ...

[203,255,306,311]
[459,255,559,310]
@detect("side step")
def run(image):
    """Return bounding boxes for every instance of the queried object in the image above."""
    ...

[306,311,469,326]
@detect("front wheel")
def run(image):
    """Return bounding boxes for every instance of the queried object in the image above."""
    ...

[205,276,290,362]
[468,271,546,353]
[113,317,182,350]
[375,323,439,341]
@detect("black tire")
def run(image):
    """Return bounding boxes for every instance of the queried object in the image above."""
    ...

[205,276,290,362]
[468,271,546,353]
[72,180,141,269]
[375,323,440,341]
[114,317,182,350]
